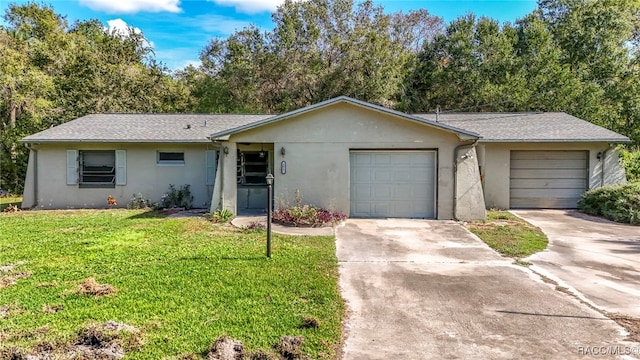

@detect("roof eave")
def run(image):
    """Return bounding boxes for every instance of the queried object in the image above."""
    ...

[478,138,631,143]
[20,139,212,144]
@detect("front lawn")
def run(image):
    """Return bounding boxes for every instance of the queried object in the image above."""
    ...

[465,210,548,259]
[0,210,343,359]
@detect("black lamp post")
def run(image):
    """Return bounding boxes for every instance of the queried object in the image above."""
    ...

[266,173,274,258]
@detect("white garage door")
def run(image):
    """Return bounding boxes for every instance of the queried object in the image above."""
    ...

[350,151,436,218]
[510,150,588,209]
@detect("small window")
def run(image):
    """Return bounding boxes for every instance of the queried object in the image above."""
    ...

[158,151,185,165]
[79,150,116,188]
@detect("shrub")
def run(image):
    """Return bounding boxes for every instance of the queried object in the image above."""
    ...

[160,184,193,209]
[210,209,234,223]
[578,183,640,225]
[127,193,154,209]
[619,147,640,182]
[273,190,347,227]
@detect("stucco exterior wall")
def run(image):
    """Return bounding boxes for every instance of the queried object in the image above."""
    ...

[600,148,628,186]
[22,143,216,209]
[455,147,486,221]
[223,103,474,220]
[482,142,624,209]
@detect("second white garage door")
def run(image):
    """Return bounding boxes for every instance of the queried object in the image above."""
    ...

[510,150,588,209]
[350,151,436,218]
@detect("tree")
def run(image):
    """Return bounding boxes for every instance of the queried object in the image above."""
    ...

[400,15,527,112]
[195,0,443,113]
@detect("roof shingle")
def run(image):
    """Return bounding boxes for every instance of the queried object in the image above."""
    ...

[21,114,272,143]
[413,112,630,142]
[21,109,630,144]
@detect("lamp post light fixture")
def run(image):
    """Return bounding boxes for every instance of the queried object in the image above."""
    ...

[265,173,274,258]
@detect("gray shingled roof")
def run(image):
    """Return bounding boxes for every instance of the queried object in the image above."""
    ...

[21,114,272,143]
[21,109,630,144]
[413,112,630,143]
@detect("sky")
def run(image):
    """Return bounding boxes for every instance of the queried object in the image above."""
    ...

[1,0,538,70]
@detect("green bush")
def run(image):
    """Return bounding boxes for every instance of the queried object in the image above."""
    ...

[160,184,193,209]
[127,193,155,209]
[619,147,640,182]
[210,209,234,223]
[578,183,640,225]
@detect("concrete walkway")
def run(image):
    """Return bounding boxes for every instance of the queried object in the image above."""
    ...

[337,219,636,360]
[514,210,640,318]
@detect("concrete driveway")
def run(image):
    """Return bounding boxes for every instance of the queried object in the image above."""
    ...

[514,210,640,318]
[336,219,637,359]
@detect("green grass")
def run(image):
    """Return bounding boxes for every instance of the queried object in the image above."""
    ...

[0,196,22,211]
[465,210,548,258]
[0,210,343,359]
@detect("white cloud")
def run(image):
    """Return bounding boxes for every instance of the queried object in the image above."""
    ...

[80,0,182,14]
[106,18,138,36]
[106,19,154,48]
[208,0,287,14]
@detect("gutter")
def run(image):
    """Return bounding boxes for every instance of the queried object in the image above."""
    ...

[453,139,479,220]
[24,143,37,208]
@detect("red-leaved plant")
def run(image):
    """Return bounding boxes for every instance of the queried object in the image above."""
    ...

[273,190,347,227]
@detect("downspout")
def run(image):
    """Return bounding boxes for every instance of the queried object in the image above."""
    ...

[453,139,479,220]
[210,140,224,211]
[25,143,38,208]
[599,144,615,187]
[219,147,224,209]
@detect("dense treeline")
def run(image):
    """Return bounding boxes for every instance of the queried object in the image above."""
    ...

[1,0,639,193]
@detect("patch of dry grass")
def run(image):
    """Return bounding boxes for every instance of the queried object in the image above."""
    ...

[465,210,548,258]
[76,278,117,297]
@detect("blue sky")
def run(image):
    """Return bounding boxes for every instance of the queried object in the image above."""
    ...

[1,0,538,70]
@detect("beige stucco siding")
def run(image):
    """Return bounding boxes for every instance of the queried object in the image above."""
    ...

[23,143,216,209]
[482,142,624,209]
[224,103,472,219]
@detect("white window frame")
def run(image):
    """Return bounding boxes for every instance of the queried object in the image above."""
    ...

[157,151,185,166]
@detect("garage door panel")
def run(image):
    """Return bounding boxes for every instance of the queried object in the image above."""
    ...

[394,186,416,200]
[374,203,390,216]
[350,151,436,218]
[352,168,372,182]
[354,202,372,215]
[374,169,392,182]
[510,150,587,209]
[510,178,587,189]
[511,151,588,160]
[393,170,415,182]
[373,184,392,199]
[511,198,580,209]
[512,159,587,169]
[510,168,586,179]
[374,154,391,165]
[511,188,586,198]
[352,153,372,164]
